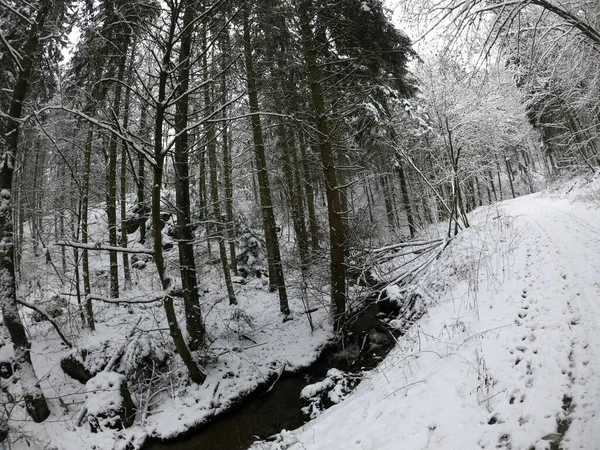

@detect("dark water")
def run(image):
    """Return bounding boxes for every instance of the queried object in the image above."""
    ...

[144,300,405,450]
[144,376,308,450]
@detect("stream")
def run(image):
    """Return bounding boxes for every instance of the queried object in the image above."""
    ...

[143,298,410,450]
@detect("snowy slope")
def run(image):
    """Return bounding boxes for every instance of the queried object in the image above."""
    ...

[256,193,600,450]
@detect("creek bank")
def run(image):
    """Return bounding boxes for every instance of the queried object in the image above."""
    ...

[143,293,421,450]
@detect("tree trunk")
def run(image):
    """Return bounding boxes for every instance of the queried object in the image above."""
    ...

[82,123,95,330]
[220,25,238,275]
[297,0,347,331]
[204,24,237,306]
[120,46,135,290]
[0,0,54,422]
[381,174,396,233]
[137,104,147,244]
[495,158,504,200]
[298,134,319,251]
[280,123,310,270]
[106,54,128,299]
[505,158,516,199]
[152,11,205,384]
[395,160,416,238]
[487,169,497,202]
[242,4,289,315]
[174,0,205,350]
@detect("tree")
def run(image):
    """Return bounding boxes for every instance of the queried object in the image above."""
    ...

[294,0,416,330]
[0,0,58,423]
[242,0,289,315]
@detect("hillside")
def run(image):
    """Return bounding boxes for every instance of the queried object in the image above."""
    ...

[252,181,600,450]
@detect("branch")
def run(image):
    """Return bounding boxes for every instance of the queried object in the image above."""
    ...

[55,241,154,255]
[16,299,73,348]
[86,289,184,305]
[368,239,445,254]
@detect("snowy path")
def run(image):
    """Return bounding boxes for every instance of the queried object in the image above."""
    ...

[506,197,600,449]
[257,194,600,450]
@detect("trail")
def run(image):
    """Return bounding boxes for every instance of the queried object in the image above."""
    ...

[505,197,600,449]
[255,194,600,450]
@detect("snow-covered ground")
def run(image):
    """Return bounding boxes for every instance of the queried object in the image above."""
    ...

[4,204,334,450]
[6,176,600,450]
[256,188,600,450]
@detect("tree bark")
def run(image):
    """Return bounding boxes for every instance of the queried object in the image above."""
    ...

[203,23,237,306]
[0,0,54,422]
[298,134,319,251]
[174,0,205,350]
[81,123,95,330]
[242,3,289,315]
[280,123,310,270]
[297,0,347,331]
[106,53,128,299]
[395,160,416,238]
[220,24,238,275]
[119,45,136,290]
[137,104,147,244]
[152,8,205,384]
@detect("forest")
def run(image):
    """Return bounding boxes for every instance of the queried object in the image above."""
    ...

[0,0,599,449]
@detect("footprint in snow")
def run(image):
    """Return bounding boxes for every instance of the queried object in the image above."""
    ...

[526,361,533,376]
[515,356,522,366]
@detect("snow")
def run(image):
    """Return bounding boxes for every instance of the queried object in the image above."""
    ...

[1,197,332,450]
[8,177,600,450]
[85,372,125,417]
[300,377,334,400]
[253,186,600,450]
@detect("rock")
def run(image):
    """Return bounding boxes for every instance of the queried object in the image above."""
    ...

[131,254,152,270]
[124,203,150,234]
[85,372,136,432]
[132,260,147,270]
[60,353,94,383]
[231,276,246,285]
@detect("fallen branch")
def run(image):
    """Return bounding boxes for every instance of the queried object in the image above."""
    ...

[368,238,444,254]
[55,241,154,255]
[86,289,183,305]
[265,362,286,393]
[16,299,73,348]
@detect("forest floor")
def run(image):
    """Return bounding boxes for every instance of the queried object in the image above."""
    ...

[252,178,600,450]
[6,177,600,450]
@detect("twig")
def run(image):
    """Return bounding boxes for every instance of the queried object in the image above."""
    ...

[382,380,426,399]
[265,363,286,394]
